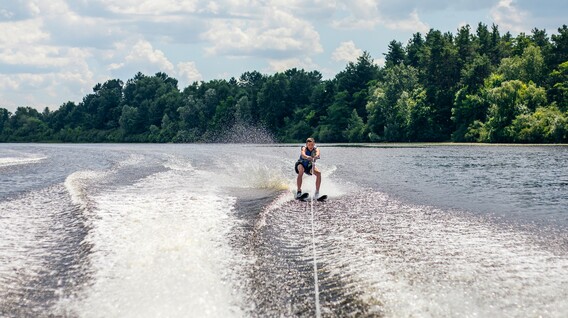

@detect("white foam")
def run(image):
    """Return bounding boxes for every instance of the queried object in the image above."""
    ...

[64,154,150,209]
[61,159,245,317]
[0,156,47,167]
[220,158,290,191]
[0,185,71,300]
[116,154,145,167]
[64,171,105,209]
[162,154,194,172]
[314,192,568,317]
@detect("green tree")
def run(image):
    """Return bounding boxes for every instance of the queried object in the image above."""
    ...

[278,69,324,142]
[508,105,568,143]
[406,88,435,141]
[452,88,490,141]
[531,28,552,69]
[122,72,181,132]
[317,91,350,142]
[257,73,289,133]
[512,32,533,57]
[499,31,515,58]
[421,29,460,140]
[550,25,568,67]
[384,40,405,67]
[211,96,237,133]
[81,79,123,130]
[498,45,546,85]
[476,23,491,57]
[119,105,142,135]
[234,95,253,125]
[345,109,366,142]
[159,113,176,142]
[405,33,425,68]
[478,80,547,142]
[335,51,380,121]
[460,54,493,91]
[452,54,493,141]
[367,64,420,141]
[488,24,501,63]
[7,107,52,141]
[238,71,266,123]
[0,108,10,137]
[177,95,204,135]
[549,61,568,111]
[456,24,476,69]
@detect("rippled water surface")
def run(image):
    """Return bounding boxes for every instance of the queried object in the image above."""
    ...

[1,143,567,317]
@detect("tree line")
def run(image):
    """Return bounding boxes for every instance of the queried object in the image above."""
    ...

[1,23,568,143]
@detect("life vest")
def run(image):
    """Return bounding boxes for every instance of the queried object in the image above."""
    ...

[295,146,317,175]
[299,146,317,162]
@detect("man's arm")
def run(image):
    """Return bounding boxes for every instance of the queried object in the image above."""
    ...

[301,146,309,159]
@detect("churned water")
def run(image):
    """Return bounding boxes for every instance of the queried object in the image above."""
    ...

[0,143,567,317]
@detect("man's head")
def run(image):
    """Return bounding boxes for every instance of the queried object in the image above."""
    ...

[306,137,315,149]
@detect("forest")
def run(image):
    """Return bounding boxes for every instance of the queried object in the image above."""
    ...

[1,23,568,143]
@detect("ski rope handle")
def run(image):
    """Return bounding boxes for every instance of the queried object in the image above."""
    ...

[311,153,319,175]
[311,158,315,175]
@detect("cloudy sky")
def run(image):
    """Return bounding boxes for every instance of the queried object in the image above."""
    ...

[1,0,567,112]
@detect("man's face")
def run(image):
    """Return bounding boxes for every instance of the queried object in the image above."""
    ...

[307,141,315,150]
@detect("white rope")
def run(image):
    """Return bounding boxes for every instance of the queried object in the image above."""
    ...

[310,195,322,318]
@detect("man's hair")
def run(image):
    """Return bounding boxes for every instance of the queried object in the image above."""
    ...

[306,137,315,143]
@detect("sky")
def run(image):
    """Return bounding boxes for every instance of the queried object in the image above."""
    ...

[1,0,567,113]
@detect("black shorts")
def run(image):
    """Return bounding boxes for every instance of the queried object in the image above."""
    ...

[295,160,312,175]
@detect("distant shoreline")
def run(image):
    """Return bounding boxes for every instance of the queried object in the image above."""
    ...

[3,142,567,147]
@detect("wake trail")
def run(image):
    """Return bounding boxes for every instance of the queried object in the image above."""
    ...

[309,197,321,318]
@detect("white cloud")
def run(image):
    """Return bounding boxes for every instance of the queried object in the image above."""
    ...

[1,9,14,19]
[375,0,496,16]
[177,61,202,85]
[0,62,95,110]
[331,0,429,32]
[270,0,337,19]
[332,0,381,29]
[0,4,96,109]
[374,57,385,68]
[332,41,363,63]
[267,57,319,73]
[202,7,322,58]
[108,39,175,78]
[383,9,429,33]
[0,19,48,47]
[98,0,199,15]
[126,40,174,72]
[26,1,41,16]
[342,0,380,20]
[490,0,529,33]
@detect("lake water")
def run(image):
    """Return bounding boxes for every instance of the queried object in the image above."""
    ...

[1,143,567,317]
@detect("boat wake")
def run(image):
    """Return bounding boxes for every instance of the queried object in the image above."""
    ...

[234,189,568,317]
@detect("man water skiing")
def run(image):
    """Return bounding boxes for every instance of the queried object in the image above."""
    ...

[295,137,324,201]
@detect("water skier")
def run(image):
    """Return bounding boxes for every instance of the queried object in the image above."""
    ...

[295,137,322,200]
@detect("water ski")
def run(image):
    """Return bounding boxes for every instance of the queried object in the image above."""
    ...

[296,192,309,201]
[316,195,327,202]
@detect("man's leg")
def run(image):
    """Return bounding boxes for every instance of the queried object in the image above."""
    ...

[297,165,304,193]
[314,167,321,192]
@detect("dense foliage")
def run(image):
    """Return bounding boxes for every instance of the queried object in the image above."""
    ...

[2,23,568,143]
